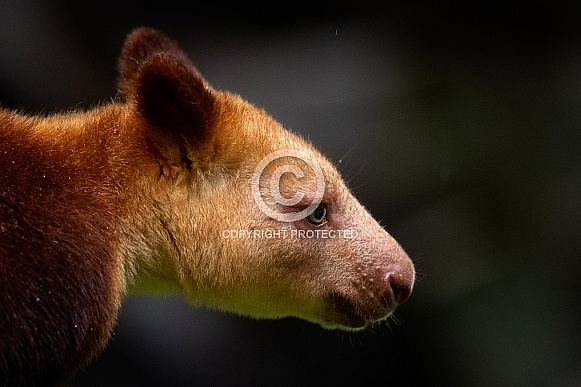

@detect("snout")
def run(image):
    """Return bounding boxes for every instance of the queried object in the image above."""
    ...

[323,258,415,330]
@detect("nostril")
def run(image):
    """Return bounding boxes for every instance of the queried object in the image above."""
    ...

[386,273,412,306]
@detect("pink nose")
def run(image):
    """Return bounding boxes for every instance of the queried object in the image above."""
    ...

[385,272,413,306]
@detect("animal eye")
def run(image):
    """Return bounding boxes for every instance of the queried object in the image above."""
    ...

[307,205,327,225]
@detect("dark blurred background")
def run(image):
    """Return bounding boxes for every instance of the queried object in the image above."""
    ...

[1,1,580,386]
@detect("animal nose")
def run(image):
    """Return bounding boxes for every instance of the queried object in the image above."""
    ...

[385,272,413,306]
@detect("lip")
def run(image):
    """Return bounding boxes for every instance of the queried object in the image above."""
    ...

[323,292,395,330]
[326,294,367,328]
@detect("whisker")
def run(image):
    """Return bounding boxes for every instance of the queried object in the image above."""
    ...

[337,144,358,166]
[389,313,404,327]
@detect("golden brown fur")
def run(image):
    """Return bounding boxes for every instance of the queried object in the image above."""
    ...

[0,28,414,385]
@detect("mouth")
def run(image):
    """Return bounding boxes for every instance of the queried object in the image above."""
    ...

[321,269,415,330]
[322,292,396,330]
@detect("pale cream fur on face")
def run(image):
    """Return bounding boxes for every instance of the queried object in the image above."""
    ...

[120,91,414,329]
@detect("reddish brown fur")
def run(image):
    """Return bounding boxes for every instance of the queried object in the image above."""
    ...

[0,108,127,384]
[0,28,415,385]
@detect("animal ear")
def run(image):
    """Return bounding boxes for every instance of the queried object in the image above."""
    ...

[118,27,202,97]
[117,28,216,165]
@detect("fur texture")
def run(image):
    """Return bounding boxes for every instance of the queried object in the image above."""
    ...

[0,28,415,385]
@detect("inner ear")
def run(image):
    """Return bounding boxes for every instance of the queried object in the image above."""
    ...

[134,53,216,165]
